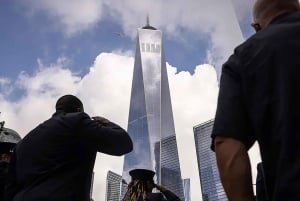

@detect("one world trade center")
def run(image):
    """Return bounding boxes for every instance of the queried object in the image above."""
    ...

[121,21,185,200]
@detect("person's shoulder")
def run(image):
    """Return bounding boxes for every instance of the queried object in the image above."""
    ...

[51,112,92,127]
[270,11,300,25]
[53,111,90,119]
[66,112,90,119]
[233,35,257,56]
[146,192,164,200]
[225,34,261,70]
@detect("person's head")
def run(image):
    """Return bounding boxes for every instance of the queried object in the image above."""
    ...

[55,95,84,113]
[122,169,156,201]
[252,0,300,31]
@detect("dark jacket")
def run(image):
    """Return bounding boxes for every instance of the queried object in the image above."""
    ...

[5,111,133,201]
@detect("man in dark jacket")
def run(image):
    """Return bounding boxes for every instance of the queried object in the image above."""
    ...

[5,94,133,201]
[122,169,181,201]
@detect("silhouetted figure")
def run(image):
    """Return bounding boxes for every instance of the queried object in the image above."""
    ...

[5,94,133,201]
[212,0,300,201]
[122,169,182,201]
[0,124,21,201]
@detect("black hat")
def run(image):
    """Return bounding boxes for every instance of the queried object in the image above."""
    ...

[55,94,84,113]
[129,169,155,181]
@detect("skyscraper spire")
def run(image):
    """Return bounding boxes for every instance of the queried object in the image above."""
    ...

[142,14,156,30]
[146,14,150,26]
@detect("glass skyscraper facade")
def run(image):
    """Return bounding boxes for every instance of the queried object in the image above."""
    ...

[105,171,122,201]
[194,120,228,201]
[155,136,184,199]
[183,178,191,201]
[121,23,184,200]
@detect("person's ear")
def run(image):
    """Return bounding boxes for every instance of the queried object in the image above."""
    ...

[76,107,83,112]
[251,23,262,32]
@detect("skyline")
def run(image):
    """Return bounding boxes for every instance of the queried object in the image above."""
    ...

[0,1,260,201]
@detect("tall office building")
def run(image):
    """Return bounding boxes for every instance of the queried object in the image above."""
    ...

[121,21,184,200]
[154,136,184,199]
[105,171,122,201]
[183,178,191,201]
[194,120,228,201]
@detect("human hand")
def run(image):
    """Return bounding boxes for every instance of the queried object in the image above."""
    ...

[155,184,167,192]
[0,153,11,163]
[92,116,110,124]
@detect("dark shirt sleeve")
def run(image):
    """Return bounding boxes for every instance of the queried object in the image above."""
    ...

[78,113,133,156]
[211,54,256,151]
[162,190,182,201]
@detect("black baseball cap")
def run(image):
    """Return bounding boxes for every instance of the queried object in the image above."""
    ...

[129,169,155,181]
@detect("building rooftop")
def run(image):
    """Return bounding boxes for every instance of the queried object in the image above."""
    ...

[142,25,157,30]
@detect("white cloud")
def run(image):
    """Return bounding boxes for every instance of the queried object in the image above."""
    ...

[0,77,10,85]
[0,58,82,134]
[25,0,105,35]
[0,77,13,96]
[0,52,221,201]
[18,62,80,97]
[168,64,219,200]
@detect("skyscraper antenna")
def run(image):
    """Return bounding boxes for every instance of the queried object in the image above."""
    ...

[146,14,150,26]
[141,14,156,30]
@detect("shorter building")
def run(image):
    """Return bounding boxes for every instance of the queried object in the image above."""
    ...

[154,135,185,200]
[194,120,228,201]
[105,171,122,201]
[183,178,191,201]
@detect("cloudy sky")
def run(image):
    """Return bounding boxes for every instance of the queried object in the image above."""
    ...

[0,0,260,200]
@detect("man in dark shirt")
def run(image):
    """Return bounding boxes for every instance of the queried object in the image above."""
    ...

[212,0,300,201]
[5,94,133,201]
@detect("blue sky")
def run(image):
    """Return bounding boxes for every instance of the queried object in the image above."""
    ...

[0,0,259,201]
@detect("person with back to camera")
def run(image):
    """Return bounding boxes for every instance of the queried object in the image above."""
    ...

[211,0,300,201]
[122,168,182,201]
[0,123,21,201]
[4,94,133,201]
